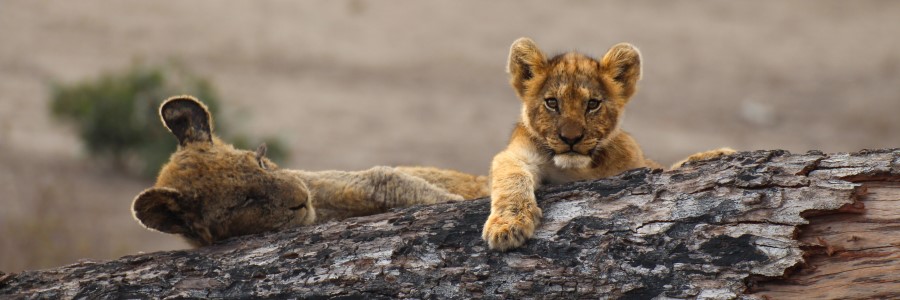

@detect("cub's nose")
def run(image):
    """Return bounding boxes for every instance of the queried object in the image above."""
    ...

[558,120,584,146]
[559,133,583,146]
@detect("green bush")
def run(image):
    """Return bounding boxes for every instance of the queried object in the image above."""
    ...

[50,63,288,178]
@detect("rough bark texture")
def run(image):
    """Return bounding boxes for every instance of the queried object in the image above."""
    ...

[1,149,898,299]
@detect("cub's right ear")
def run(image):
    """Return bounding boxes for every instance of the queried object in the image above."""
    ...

[132,187,190,234]
[159,95,214,146]
[507,37,548,97]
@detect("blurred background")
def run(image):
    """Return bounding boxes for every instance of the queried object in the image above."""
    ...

[1,1,898,272]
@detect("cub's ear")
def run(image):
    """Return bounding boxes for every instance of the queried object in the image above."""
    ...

[159,95,214,146]
[132,187,190,234]
[507,37,548,98]
[600,43,642,99]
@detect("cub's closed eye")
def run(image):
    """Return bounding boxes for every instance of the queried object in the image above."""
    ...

[587,99,602,111]
[240,197,256,208]
[544,98,559,111]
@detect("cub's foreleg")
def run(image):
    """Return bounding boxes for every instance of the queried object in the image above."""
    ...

[482,146,543,251]
[395,166,489,200]
[361,166,466,207]
[304,166,466,221]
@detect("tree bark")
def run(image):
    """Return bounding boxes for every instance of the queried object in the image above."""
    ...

[2,149,898,299]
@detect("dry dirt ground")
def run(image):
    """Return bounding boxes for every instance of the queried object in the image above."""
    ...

[1,1,898,272]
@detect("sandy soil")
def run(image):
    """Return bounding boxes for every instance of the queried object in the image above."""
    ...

[1,0,898,272]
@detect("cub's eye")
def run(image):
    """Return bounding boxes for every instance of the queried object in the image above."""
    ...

[587,99,602,112]
[239,197,256,208]
[544,98,559,111]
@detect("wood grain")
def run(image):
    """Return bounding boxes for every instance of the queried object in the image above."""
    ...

[753,182,900,299]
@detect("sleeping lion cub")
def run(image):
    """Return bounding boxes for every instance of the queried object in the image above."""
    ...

[133,96,488,247]
[482,38,734,251]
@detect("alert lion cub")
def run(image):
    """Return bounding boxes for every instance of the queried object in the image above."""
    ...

[482,38,733,251]
[133,96,488,247]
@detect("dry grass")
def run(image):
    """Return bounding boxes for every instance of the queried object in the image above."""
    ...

[1,0,898,272]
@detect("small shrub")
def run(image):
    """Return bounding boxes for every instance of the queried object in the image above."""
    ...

[51,63,288,178]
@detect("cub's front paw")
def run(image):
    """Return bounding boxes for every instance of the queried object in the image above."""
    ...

[447,193,466,202]
[671,147,737,169]
[696,147,737,160]
[481,203,542,251]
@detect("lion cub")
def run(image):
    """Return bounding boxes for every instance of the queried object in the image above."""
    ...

[133,96,488,247]
[482,38,734,251]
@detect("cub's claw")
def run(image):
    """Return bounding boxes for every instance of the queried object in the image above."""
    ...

[482,204,542,251]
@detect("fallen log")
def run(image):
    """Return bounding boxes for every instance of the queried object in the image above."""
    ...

[1,149,898,299]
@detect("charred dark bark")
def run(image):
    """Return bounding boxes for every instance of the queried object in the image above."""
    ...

[2,149,899,299]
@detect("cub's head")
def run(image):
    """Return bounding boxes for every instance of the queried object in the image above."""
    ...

[132,96,314,247]
[507,38,642,169]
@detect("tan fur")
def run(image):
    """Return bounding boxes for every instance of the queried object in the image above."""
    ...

[483,38,733,251]
[133,96,489,247]
[670,147,736,169]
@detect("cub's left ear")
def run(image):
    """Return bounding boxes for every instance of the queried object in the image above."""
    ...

[159,95,214,146]
[132,187,190,234]
[600,43,642,99]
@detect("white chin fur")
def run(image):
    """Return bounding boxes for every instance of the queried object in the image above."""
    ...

[553,154,592,169]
